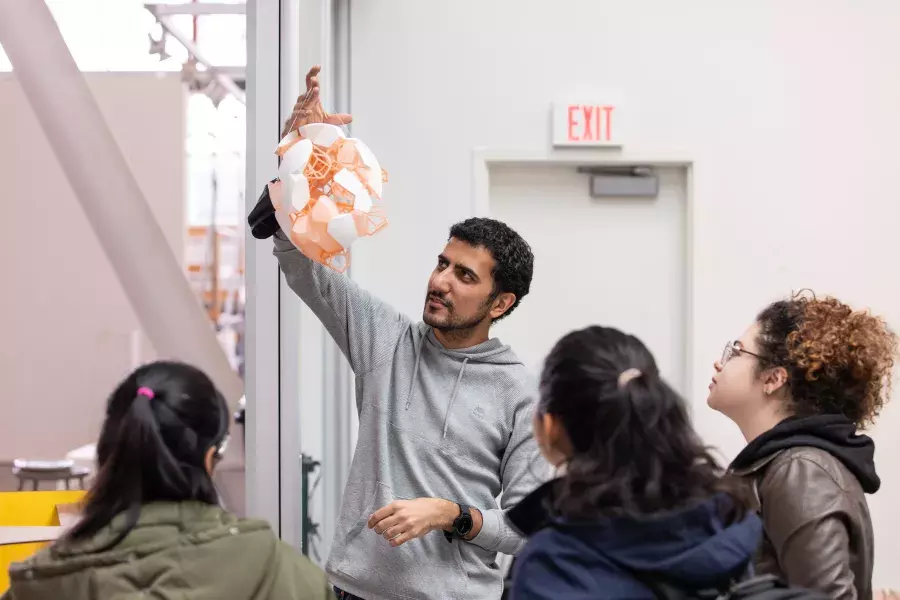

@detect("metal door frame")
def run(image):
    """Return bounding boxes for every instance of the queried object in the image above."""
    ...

[245,0,354,559]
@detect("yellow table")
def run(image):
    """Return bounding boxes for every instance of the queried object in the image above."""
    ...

[0,491,85,593]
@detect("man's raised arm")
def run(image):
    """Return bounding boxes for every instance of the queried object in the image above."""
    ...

[273,231,410,375]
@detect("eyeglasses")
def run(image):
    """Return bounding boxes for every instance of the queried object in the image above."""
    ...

[720,341,763,366]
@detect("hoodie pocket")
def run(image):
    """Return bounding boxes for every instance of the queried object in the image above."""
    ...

[335,481,469,599]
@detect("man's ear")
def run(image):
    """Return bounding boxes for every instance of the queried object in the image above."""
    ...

[490,292,516,320]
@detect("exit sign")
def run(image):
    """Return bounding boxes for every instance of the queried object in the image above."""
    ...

[552,102,622,147]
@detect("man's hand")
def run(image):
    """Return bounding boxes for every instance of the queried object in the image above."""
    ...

[367,498,459,547]
[281,65,353,139]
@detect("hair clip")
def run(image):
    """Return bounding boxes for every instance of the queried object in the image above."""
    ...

[617,368,643,389]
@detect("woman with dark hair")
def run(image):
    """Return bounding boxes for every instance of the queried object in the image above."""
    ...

[508,326,762,599]
[3,361,331,600]
[709,292,897,599]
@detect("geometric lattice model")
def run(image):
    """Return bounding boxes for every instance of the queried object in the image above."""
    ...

[269,123,388,273]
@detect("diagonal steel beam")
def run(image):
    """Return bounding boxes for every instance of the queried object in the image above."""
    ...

[0,0,244,407]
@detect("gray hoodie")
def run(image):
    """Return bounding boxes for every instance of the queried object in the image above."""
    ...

[274,235,545,600]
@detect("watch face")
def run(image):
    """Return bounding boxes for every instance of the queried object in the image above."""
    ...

[456,513,474,536]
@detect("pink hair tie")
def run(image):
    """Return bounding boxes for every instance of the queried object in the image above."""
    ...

[136,387,155,400]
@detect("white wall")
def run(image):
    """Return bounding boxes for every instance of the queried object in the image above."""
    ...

[0,72,186,461]
[342,0,900,586]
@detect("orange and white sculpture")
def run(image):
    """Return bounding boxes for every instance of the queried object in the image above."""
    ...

[269,123,388,272]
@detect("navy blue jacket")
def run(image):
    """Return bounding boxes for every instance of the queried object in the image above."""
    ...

[507,481,762,600]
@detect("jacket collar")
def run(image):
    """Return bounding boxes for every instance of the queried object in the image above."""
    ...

[728,414,880,494]
[54,502,229,557]
[507,479,558,537]
[729,451,783,477]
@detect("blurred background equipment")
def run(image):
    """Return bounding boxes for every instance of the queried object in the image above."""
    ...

[11,460,89,492]
[0,0,249,520]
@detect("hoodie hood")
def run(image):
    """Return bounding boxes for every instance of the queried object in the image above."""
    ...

[509,481,762,589]
[423,326,524,364]
[730,414,880,494]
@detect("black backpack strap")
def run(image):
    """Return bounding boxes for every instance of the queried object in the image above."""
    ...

[618,564,726,600]
[622,568,685,600]
[727,574,784,595]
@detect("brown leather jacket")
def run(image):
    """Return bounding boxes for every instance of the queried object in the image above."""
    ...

[733,446,874,600]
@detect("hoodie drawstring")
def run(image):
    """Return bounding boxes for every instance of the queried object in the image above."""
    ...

[403,335,471,438]
[442,357,469,439]
[404,337,424,410]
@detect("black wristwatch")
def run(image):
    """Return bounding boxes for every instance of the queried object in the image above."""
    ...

[444,504,474,543]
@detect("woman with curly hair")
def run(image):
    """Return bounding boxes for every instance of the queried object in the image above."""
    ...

[708,292,897,599]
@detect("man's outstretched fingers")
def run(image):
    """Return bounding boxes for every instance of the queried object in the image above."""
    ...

[305,65,321,89]
[326,113,354,125]
[280,67,354,135]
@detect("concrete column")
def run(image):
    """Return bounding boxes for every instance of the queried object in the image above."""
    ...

[0,0,244,406]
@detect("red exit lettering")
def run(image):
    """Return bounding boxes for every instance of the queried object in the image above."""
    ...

[567,104,615,142]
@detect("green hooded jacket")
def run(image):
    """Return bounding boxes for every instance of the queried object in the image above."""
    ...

[2,502,333,600]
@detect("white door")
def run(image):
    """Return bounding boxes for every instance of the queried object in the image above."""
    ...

[490,165,689,394]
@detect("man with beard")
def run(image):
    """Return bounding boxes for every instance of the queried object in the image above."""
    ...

[271,68,544,600]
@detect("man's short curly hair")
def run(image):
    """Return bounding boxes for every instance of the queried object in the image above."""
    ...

[755,291,897,428]
[448,218,534,321]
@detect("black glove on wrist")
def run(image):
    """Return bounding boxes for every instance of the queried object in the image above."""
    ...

[247,179,281,240]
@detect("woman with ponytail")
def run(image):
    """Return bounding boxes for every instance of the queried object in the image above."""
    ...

[4,361,332,600]
[507,326,762,599]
